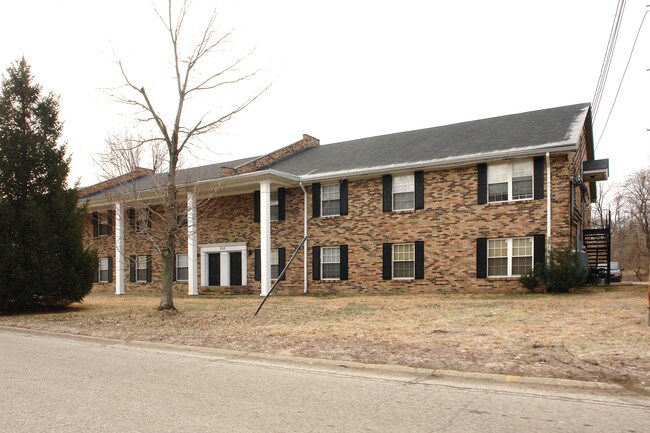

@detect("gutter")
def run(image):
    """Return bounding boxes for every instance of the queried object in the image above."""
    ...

[546,152,552,260]
[299,143,577,183]
[300,182,308,294]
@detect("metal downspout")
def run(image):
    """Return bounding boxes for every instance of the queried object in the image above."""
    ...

[546,152,551,260]
[300,182,308,293]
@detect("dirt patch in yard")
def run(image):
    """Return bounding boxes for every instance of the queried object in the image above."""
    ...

[1,285,648,390]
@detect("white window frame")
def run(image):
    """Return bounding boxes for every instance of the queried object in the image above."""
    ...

[321,246,341,280]
[270,191,279,221]
[175,254,189,282]
[487,160,533,203]
[135,255,148,283]
[97,213,110,237]
[98,257,110,283]
[135,208,150,233]
[321,184,341,217]
[487,237,534,277]
[270,248,280,280]
[392,243,415,280]
[392,174,415,211]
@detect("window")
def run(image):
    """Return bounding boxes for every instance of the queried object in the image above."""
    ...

[98,258,109,283]
[392,175,415,211]
[321,247,341,279]
[270,191,279,221]
[129,208,151,233]
[270,249,280,280]
[487,237,533,277]
[136,209,150,232]
[392,243,415,279]
[488,161,533,202]
[176,254,188,281]
[321,184,340,216]
[136,256,148,282]
[92,211,112,237]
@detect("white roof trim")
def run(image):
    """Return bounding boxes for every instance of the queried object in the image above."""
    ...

[299,142,577,182]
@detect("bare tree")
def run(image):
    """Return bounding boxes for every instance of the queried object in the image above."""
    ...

[623,167,650,259]
[109,0,265,310]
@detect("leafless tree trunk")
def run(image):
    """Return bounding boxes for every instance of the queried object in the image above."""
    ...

[108,0,266,310]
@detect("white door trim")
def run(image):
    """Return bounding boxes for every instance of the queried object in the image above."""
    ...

[199,243,247,287]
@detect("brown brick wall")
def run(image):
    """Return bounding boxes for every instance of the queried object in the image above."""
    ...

[87,152,576,295]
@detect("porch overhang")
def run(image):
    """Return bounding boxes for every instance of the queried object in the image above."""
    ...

[82,169,301,210]
[583,159,609,182]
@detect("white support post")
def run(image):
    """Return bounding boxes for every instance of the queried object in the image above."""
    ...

[260,181,272,296]
[220,252,230,286]
[114,202,125,295]
[187,192,199,295]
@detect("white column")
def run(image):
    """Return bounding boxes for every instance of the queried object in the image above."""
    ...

[114,202,125,295]
[220,252,230,286]
[260,181,272,296]
[187,192,199,295]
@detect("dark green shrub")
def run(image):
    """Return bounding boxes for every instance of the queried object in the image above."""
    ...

[543,246,587,293]
[518,267,542,292]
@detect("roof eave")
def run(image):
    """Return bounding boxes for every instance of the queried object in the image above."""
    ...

[299,142,578,182]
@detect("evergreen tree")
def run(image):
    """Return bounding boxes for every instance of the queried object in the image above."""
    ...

[0,58,96,312]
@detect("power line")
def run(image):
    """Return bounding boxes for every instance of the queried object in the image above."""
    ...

[595,9,648,153]
[592,0,627,120]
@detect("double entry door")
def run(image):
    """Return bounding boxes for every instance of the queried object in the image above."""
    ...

[207,251,243,286]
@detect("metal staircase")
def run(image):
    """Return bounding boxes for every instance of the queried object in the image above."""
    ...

[583,215,611,285]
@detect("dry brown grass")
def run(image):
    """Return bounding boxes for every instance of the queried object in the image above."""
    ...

[1,285,648,388]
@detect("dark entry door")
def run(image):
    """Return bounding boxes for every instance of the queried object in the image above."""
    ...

[208,253,220,286]
[230,252,242,286]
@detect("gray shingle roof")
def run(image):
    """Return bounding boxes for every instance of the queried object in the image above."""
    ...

[80,155,257,201]
[81,103,591,202]
[269,103,590,176]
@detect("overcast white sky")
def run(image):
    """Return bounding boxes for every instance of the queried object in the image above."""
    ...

[1,0,648,187]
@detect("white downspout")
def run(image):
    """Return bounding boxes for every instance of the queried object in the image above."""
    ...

[300,182,308,294]
[546,152,551,260]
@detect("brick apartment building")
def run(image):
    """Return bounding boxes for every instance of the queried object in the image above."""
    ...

[80,103,609,295]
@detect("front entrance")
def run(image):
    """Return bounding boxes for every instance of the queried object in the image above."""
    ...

[200,243,247,287]
[208,253,221,286]
[230,252,242,286]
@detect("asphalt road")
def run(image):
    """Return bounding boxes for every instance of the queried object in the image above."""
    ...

[0,328,648,433]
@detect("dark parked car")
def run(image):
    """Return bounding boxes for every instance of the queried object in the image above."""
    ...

[597,261,623,282]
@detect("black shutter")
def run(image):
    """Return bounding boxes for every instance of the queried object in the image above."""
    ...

[146,207,152,229]
[254,249,261,281]
[534,234,546,270]
[312,183,321,218]
[129,256,136,282]
[382,175,392,212]
[107,210,115,236]
[253,191,260,223]
[340,244,349,280]
[476,238,488,278]
[414,171,424,210]
[534,156,545,200]
[415,241,424,279]
[128,208,136,231]
[312,246,321,280]
[278,188,286,221]
[340,180,349,216]
[477,164,488,205]
[108,256,113,283]
[146,255,152,283]
[172,254,176,282]
[382,243,392,280]
[278,247,286,280]
[92,212,99,238]
[94,259,99,283]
